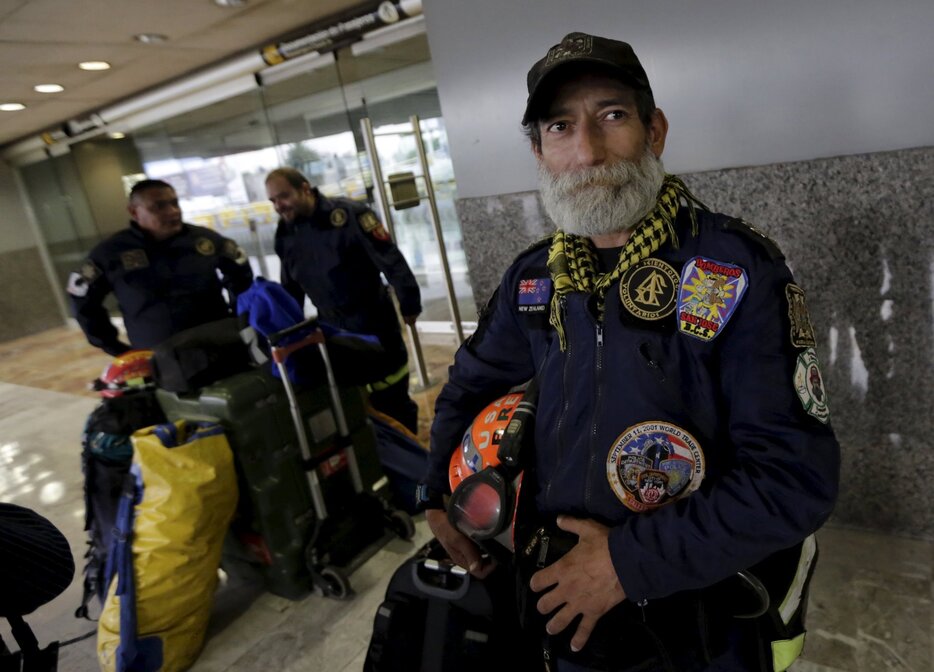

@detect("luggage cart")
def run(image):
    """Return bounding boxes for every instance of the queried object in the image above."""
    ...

[268,317,415,598]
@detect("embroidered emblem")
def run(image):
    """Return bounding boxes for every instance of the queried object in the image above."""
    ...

[546,34,593,65]
[222,239,248,265]
[677,257,748,342]
[606,421,705,513]
[794,348,830,423]
[196,237,215,256]
[80,261,100,282]
[360,211,391,241]
[330,208,348,227]
[120,249,149,271]
[620,258,679,321]
[517,278,552,313]
[785,284,816,348]
[360,211,380,233]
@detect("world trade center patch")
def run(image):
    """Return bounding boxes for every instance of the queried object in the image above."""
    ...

[677,256,748,342]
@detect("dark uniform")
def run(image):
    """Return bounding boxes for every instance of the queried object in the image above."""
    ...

[67,222,253,356]
[427,208,840,670]
[274,190,422,431]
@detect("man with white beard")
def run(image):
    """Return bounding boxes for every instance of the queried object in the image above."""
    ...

[419,33,839,671]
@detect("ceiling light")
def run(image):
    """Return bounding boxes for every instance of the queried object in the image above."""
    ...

[0,103,26,111]
[214,0,248,6]
[34,84,64,93]
[109,132,126,139]
[79,61,111,71]
[134,33,168,44]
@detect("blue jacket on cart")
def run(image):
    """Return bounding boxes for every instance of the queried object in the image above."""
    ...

[274,190,421,343]
[67,222,253,356]
[427,206,840,605]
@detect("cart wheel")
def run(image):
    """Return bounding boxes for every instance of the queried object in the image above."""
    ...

[388,509,416,541]
[319,566,353,600]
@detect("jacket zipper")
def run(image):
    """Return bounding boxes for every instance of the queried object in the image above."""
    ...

[584,323,604,509]
[545,297,570,507]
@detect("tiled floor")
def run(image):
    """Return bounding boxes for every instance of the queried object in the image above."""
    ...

[1,325,931,671]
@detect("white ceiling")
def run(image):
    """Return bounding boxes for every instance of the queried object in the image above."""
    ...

[0,0,367,148]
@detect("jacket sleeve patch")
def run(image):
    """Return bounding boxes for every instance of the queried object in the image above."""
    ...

[793,348,830,423]
[785,283,817,348]
[360,210,390,241]
[677,256,748,342]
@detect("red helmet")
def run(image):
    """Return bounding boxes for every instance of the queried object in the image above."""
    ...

[449,391,525,492]
[96,350,155,398]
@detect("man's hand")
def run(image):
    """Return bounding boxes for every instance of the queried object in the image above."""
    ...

[425,509,495,578]
[402,314,418,326]
[529,516,626,652]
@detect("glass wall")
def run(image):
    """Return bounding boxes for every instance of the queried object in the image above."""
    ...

[127,31,476,328]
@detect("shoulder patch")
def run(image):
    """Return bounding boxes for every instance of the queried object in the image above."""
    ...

[195,237,215,256]
[222,239,249,265]
[67,260,101,298]
[785,284,817,348]
[794,348,830,423]
[330,208,348,227]
[677,256,748,342]
[359,210,391,241]
[722,218,784,260]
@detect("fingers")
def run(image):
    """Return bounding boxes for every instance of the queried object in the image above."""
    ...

[555,514,585,536]
[569,614,598,652]
[424,509,485,573]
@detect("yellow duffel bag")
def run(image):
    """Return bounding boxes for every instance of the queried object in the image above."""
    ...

[97,420,238,672]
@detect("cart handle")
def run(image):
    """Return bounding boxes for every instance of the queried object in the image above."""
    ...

[268,316,320,346]
[270,330,325,363]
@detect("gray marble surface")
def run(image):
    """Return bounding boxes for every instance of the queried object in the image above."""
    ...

[456,146,934,540]
[0,246,63,342]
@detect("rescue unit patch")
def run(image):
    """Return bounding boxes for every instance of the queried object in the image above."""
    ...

[330,208,348,227]
[361,211,391,241]
[794,348,830,423]
[223,239,249,265]
[516,278,552,313]
[785,284,816,348]
[677,256,748,342]
[66,260,100,297]
[619,258,679,321]
[120,249,149,271]
[195,237,215,256]
[606,421,705,513]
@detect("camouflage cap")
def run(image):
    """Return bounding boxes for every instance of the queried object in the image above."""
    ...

[522,32,654,124]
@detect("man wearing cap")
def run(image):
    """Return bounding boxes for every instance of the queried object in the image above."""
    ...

[422,33,839,671]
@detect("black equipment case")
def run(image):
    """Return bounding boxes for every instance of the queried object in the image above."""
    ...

[364,539,532,672]
[156,318,414,600]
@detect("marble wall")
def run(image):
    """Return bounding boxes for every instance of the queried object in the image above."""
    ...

[0,247,66,343]
[455,145,934,540]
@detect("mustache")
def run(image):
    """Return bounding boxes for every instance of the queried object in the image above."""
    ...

[540,161,642,193]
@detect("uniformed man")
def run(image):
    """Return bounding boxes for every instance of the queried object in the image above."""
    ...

[421,33,840,671]
[266,167,422,433]
[67,179,253,356]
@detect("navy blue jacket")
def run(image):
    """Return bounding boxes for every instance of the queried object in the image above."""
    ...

[427,208,840,603]
[274,192,421,338]
[67,222,253,356]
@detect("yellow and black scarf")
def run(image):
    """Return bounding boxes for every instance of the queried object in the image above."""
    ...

[546,174,707,350]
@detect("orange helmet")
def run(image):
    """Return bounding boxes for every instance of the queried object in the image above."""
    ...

[95,350,155,398]
[449,392,525,492]
[448,392,526,552]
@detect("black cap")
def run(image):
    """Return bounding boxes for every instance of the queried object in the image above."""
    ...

[522,32,653,125]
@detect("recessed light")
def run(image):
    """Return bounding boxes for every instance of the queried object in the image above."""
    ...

[214,0,248,6]
[34,84,64,93]
[0,103,26,111]
[79,61,111,71]
[109,132,126,139]
[134,33,168,44]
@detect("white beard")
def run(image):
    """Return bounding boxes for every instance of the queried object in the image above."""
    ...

[537,149,666,237]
